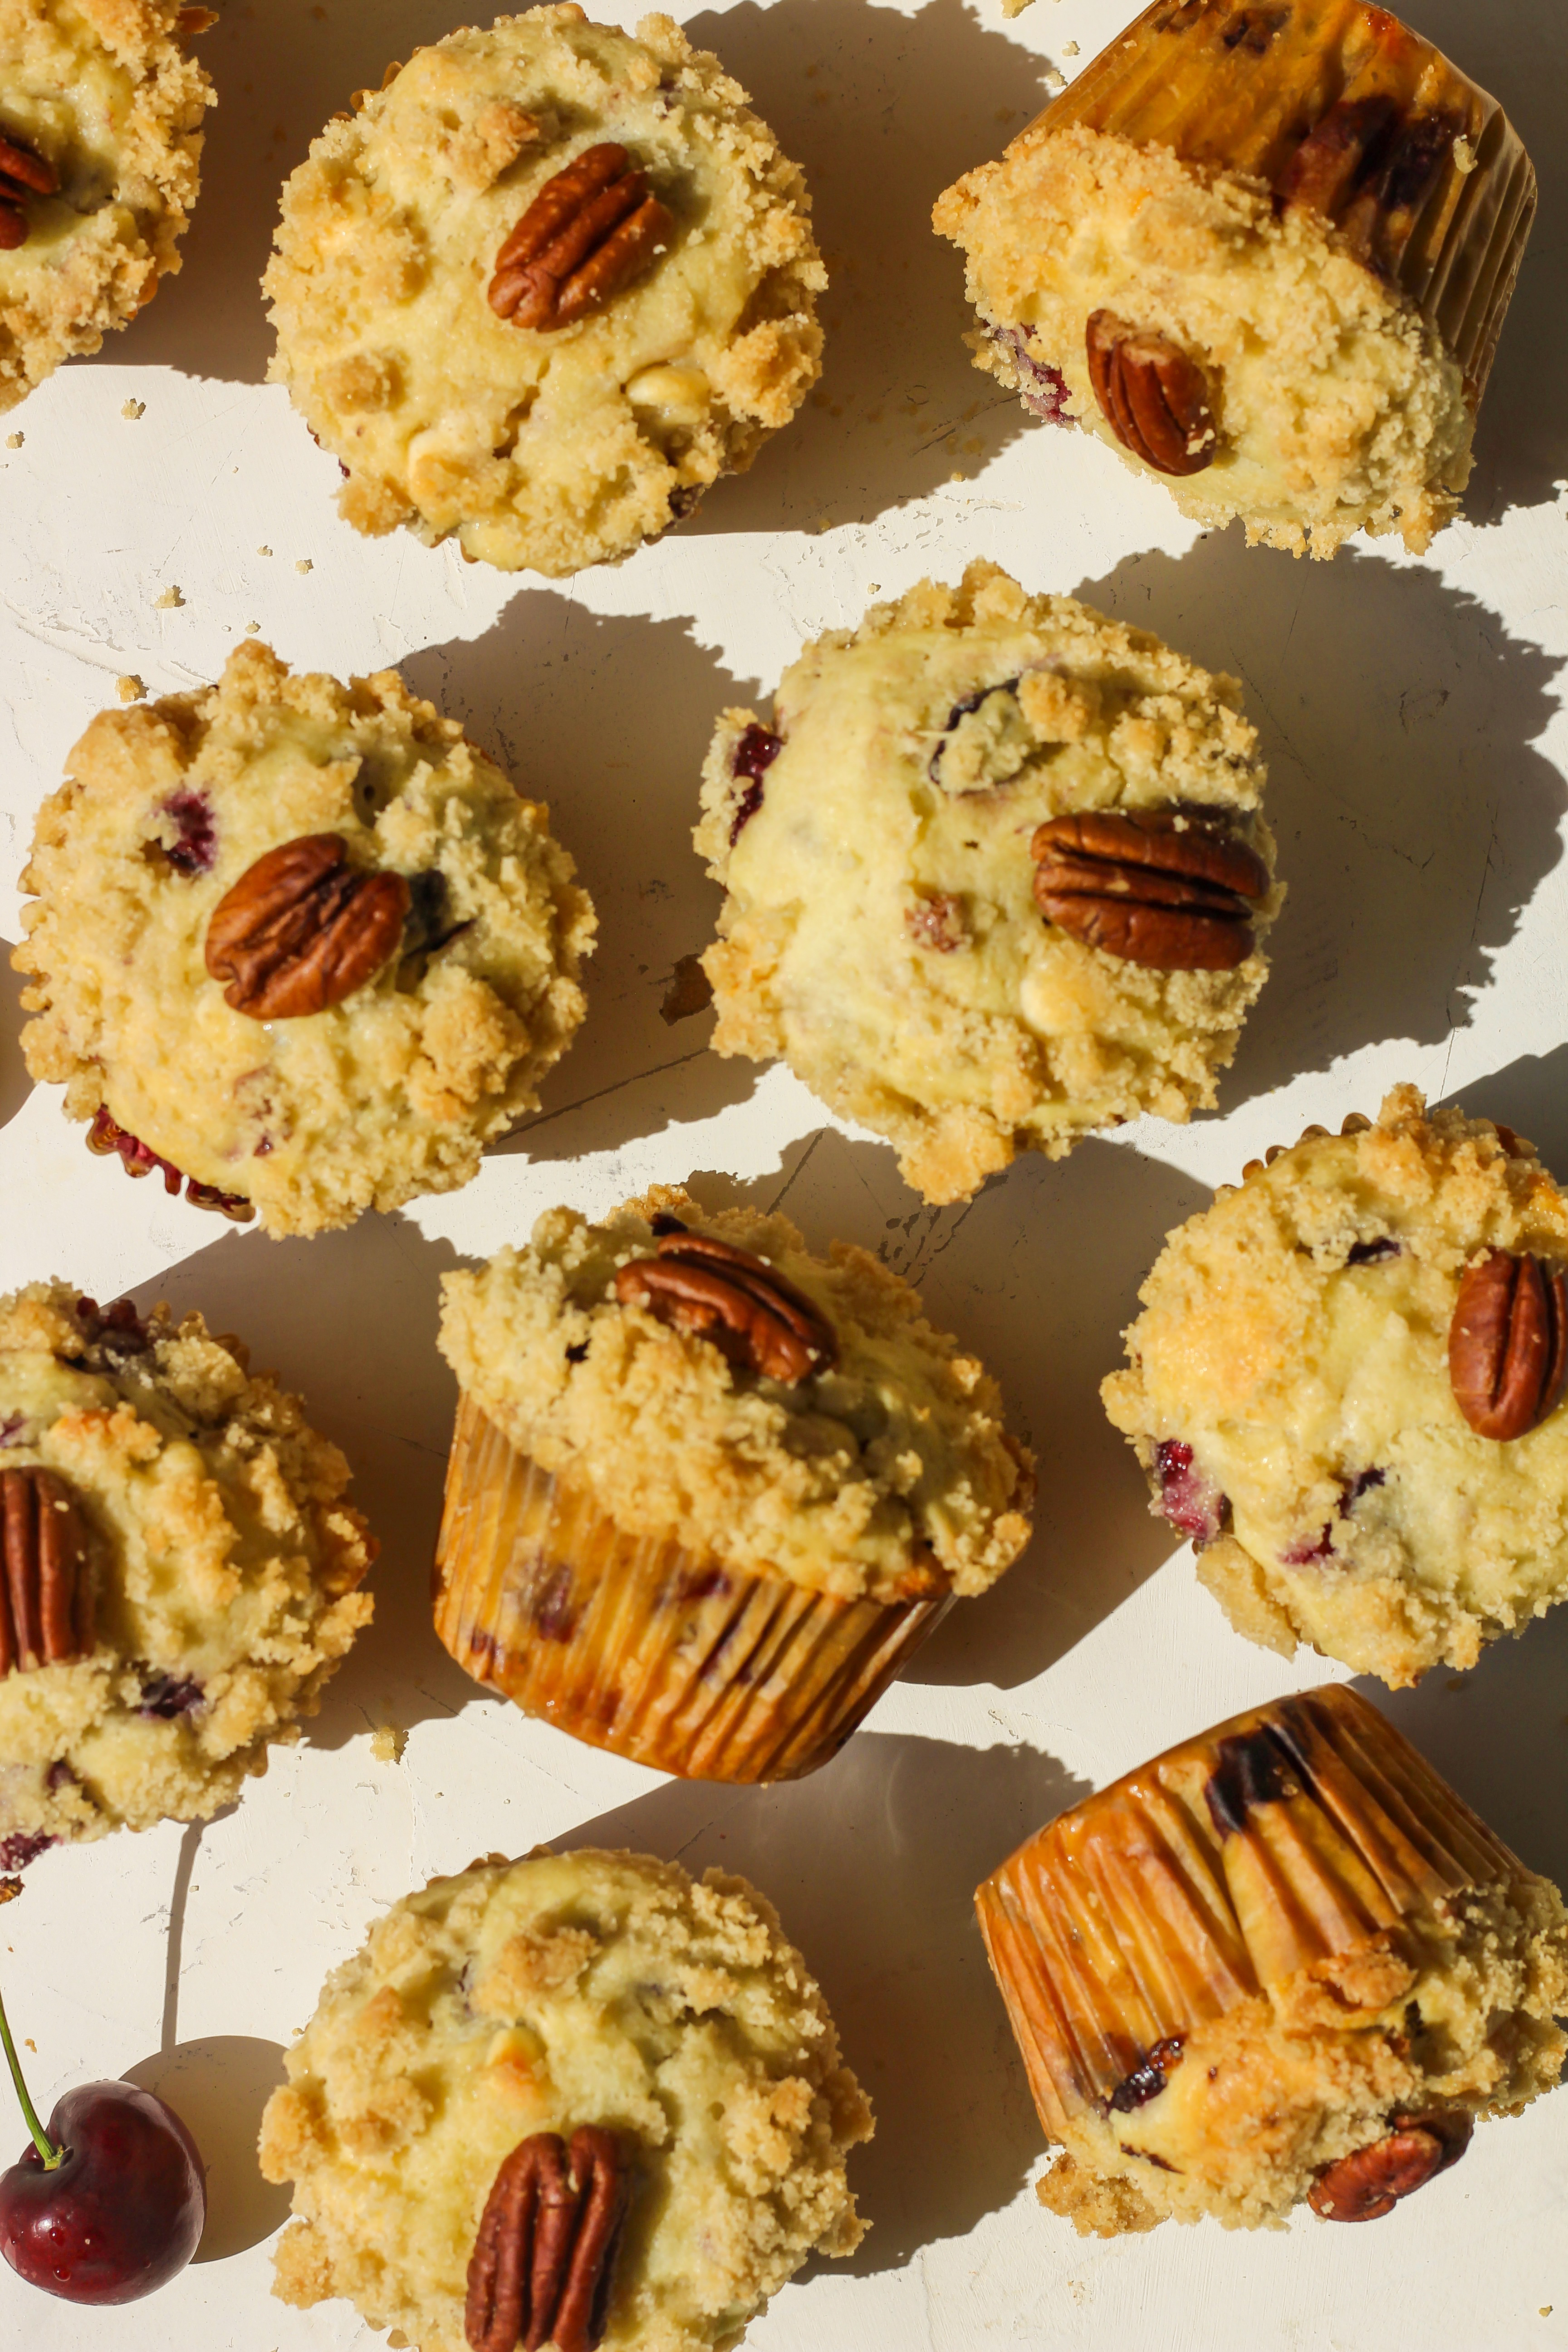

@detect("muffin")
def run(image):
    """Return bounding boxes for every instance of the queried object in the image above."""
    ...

[934,0,1536,557]
[0,1280,374,1865]
[1104,1086,1568,1687]
[696,560,1281,1207]
[13,640,595,1239]
[0,0,213,412]
[259,1846,871,2351]
[977,1683,1568,2234]
[434,1185,1034,1779]
[264,6,826,575]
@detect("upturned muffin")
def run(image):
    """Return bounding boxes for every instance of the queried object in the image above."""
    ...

[259,1846,872,2352]
[433,1185,1034,1779]
[264,6,826,574]
[696,561,1281,1207]
[0,0,213,411]
[13,640,595,1238]
[0,1280,374,1865]
[1104,1086,1568,1687]
[934,0,1536,557]
[978,1685,1568,2234]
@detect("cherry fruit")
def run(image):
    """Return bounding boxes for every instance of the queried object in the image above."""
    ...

[0,2081,205,2303]
[0,1901,205,2304]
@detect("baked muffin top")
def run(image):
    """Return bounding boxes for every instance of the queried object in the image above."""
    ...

[0,0,212,409]
[437,1185,1034,1604]
[981,1685,1568,2234]
[1103,1085,1568,1685]
[14,640,595,1238]
[260,1846,871,2352]
[697,560,1280,1206]
[0,1280,374,1866]
[934,119,1475,559]
[265,5,825,574]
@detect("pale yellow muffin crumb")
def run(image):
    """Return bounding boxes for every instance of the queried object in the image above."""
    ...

[0,0,212,412]
[1039,1877,1568,2230]
[265,7,825,575]
[14,640,595,1238]
[696,561,1280,1206]
[1104,1085,1568,1686]
[438,1184,1034,1605]
[980,1688,1568,2234]
[936,121,1471,556]
[0,1280,374,1862]
[260,1847,871,2352]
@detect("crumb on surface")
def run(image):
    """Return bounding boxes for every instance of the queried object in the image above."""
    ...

[153,585,184,609]
[5,432,21,448]
[116,675,145,702]
[121,399,145,420]
[369,1725,404,1763]
[294,558,313,573]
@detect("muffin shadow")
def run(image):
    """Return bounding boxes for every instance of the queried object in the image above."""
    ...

[130,1209,478,1748]
[1353,1597,1568,1895]
[681,1123,1208,1691]
[91,0,477,387]
[561,1727,1087,2270]
[123,2034,290,2263]
[0,948,32,1134]
[1443,1041,1568,1179]
[1071,534,1566,1111]
[404,597,760,1168]
[1409,0,1568,531]
[679,0,1044,535]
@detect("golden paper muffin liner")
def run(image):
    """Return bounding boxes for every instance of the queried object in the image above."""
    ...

[976,1685,1520,2137]
[433,1394,954,1782]
[1031,0,1534,405]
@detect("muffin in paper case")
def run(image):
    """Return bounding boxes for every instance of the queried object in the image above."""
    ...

[434,1188,1033,1782]
[434,1395,953,1781]
[976,1684,1568,2234]
[934,0,1535,556]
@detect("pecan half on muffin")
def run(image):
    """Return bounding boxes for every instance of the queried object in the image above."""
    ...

[979,1685,1568,2234]
[696,560,1282,1207]
[13,641,595,1238]
[1104,1085,1568,1686]
[433,1186,1034,1779]
[934,0,1535,557]
[264,5,825,574]
[0,1281,373,1865]
[260,1847,871,2349]
[0,0,213,410]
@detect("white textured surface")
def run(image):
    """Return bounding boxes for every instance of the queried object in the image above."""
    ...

[0,0,1566,2344]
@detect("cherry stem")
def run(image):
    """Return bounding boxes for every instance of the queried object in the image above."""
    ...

[0,1977,60,2168]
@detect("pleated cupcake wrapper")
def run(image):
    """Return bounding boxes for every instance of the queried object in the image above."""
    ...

[975,1684,1521,2136]
[1030,0,1534,405]
[434,1395,953,1784]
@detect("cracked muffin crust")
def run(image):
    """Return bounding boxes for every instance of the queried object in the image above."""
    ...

[978,1685,1568,2235]
[1104,1086,1568,1686]
[933,0,1535,558]
[0,1280,373,1863]
[13,640,595,1238]
[438,1184,1034,1605]
[264,5,825,575]
[259,1846,871,2352]
[696,561,1281,1206]
[0,0,213,411]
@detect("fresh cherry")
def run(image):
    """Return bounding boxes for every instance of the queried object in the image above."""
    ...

[0,1930,205,2303]
[0,2082,205,2302]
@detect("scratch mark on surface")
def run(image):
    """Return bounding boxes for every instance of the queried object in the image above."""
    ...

[513,1046,712,1137]
[768,1128,826,1215]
